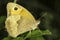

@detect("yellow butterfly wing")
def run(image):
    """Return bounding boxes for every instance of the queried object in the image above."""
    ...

[7,2,35,21]
[5,2,40,38]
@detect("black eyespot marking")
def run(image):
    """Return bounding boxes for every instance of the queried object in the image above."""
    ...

[14,7,18,10]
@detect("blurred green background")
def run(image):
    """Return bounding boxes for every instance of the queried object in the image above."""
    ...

[0,0,60,40]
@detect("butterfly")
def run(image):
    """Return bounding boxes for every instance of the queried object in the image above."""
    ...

[5,2,40,38]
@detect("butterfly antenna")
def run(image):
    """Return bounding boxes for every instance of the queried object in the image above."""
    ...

[38,12,47,20]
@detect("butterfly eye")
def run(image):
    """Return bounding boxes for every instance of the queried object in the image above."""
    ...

[14,7,18,10]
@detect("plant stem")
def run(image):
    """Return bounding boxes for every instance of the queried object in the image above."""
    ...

[24,31,31,40]
[14,0,17,3]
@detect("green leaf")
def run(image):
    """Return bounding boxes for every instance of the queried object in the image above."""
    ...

[12,37,24,40]
[0,16,6,30]
[2,37,11,40]
[0,16,6,23]
[31,29,52,37]
[31,29,42,37]
[41,29,52,35]
[2,37,25,40]
[24,29,43,39]
[24,29,51,40]
[30,36,45,40]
